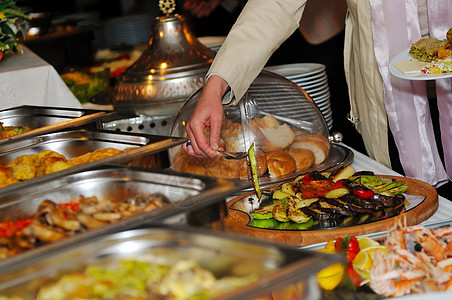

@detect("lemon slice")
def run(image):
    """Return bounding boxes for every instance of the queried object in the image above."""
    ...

[352,245,387,280]
[315,248,336,254]
[354,265,370,280]
[357,236,381,250]
[353,251,373,271]
[316,262,345,291]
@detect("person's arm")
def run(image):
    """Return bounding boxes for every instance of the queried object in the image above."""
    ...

[185,0,307,157]
[184,75,229,157]
[211,0,307,102]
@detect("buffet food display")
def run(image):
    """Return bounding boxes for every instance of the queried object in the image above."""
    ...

[0,164,249,268]
[0,123,30,139]
[0,106,117,145]
[225,166,438,246]
[0,129,185,191]
[0,148,124,188]
[246,166,408,230]
[0,60,444,299]
[0,226,339,300]
[172,114,331,180]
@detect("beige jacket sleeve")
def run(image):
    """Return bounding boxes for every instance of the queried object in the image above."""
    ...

[208,0,307,105]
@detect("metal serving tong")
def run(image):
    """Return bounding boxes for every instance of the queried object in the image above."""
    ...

[219,150,248,160]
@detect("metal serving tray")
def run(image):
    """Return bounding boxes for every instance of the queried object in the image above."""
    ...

[0,105,117,145]
[0,164,250,269]
[0,225,339,299]
[0,129,186,193]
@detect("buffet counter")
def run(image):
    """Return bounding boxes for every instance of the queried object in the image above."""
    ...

[0,47,81,110]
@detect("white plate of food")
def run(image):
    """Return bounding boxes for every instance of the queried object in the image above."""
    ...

[389,29,452,80]
[389,47,452,80]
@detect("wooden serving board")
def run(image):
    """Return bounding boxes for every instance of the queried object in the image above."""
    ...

[224,175,438,246]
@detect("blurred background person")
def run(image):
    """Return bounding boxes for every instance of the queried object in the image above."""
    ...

[183,0,244,36]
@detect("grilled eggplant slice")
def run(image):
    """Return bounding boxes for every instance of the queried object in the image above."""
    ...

[371,193,405,207]
[324,197,373,214]
[340,194,380,211]
[316,199,356,216]
[286,196,311,224]
[301,200,350,220]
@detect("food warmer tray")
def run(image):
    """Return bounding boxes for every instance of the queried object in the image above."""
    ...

[0,225,340,299]
[0,164,251,270]
[0,105,117,145]
[0,129,186,194]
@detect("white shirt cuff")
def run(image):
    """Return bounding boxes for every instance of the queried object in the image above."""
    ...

[206,73,235,105]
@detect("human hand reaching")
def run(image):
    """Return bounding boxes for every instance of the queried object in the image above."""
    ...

[183,75,229,158]
[183,0,222,18]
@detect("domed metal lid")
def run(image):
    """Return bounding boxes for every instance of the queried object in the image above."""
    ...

[108,1,215,108]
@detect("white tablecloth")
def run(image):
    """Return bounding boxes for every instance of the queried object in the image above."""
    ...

[346,144,452,226]
[0,46,81,110]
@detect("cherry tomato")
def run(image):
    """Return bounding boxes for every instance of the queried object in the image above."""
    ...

[345,264,362,287]
[333,179,349,190]
[335,237,344,252]
[301,189,328,199]
[300,179,334,199]
[301,173,314,184]
[346,236,360,262]
[352,188,375,199]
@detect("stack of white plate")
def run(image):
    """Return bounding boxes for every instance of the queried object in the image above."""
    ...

[102,14,153,48]
[264,63,333,129]
[198,36,226,52]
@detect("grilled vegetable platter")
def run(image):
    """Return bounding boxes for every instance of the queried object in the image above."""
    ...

[225,166,439,246]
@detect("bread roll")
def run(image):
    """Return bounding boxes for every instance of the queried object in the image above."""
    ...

[265,151,296,178]
[290,138,329,165]
[285,148,315,172]
[224,137,246,153]
[251,114,280,129]
[253,115,295,152]
[293,133,330,150]
[221,121,245,153]
[238,150,268,179]
[206,156,240,179]
[172,149,207,176]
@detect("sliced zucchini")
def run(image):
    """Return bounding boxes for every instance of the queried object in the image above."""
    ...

[280,182,297,195]
[250,218,279,229]
[287,196,312,224]
[250,204,276,220]
[377,181,405,192]
[273,202,289,222]
[295,197,319,209]
[383,185,408,195]
[272,190,291,200]
[324,188,349,199]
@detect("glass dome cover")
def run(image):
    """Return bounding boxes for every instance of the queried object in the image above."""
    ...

[170,71,352,183]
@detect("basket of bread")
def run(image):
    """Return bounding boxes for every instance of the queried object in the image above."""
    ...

[169,70,352,183]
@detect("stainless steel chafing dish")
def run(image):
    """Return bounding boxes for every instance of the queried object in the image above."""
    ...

[89,1,216,136]
[0,225,340,299]
[0,105,116,144]
[0,164,250,269]
[101,3,215,117]
[0,129,185,193]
